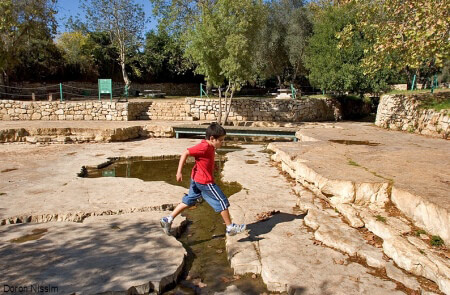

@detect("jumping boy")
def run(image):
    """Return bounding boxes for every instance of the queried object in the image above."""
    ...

[160,122,246,236]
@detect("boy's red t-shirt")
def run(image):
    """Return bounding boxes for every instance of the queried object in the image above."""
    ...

[187,140,215,184]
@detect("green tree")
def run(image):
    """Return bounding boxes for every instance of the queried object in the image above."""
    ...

[304,2,390,95]
[185,0,265,123]
[80,0,146,87]
[14,32,62,82]
[0,0,58,85]
[347,0,450,79]
[257,1,290,87]
[56,31,96,76]
[285,2,313,84]
[150,0,207,35]
[257,0,312,87]
[85,31,120,79]
[143,30,191,81]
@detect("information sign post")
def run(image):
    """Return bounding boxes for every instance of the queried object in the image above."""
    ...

[98,79,112,101]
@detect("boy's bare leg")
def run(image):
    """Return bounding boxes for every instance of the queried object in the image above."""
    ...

[220,209,232,226]
[170,203,190,219]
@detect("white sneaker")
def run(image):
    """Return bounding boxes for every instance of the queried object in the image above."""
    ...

[160,217,172,235]
[226,223,246,236]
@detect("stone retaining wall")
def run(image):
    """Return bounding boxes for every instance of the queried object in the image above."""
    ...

[133,101,195,121]
[375,93,449,139]
[1,97,344,122]
[0,100,128,121]
[185,97,342,122]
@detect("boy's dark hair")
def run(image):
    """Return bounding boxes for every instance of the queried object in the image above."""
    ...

[206,122,226,139]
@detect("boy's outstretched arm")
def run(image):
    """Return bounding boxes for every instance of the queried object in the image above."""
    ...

[176,150,190,182]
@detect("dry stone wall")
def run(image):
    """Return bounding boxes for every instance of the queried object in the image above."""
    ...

[131,101,195,121]
[0,100,128,121]
[185,97,342,122]
[375,93,449,139]
[0,97,343,122]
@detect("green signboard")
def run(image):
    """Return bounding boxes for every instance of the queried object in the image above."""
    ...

[98,79,112,101]
[102,170,116,177]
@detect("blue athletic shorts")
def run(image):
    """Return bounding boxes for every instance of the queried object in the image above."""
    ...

[182,179,230,212]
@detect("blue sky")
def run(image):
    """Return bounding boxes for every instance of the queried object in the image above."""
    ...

[55,0,158,34]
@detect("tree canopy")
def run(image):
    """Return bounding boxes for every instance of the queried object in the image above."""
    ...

[304,2,391,94]
[80,0,146,86]
[0,0,58,84]
[0,0,448,98]
[343,0,450,77]
[184,0,265,122]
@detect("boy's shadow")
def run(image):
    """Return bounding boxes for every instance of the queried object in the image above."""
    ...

[238,212,306,242]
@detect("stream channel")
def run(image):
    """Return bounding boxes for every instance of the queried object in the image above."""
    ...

[87,142,272,294]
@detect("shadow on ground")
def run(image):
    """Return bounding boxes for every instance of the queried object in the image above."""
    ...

[238,212,306,242]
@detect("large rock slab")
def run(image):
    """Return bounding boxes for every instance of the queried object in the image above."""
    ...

[223,145,403,294]
[0,138,198,224]
[269,122,450,244]
[0,212,186,294]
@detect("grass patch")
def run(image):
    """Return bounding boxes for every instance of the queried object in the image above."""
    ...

[430,235,444,247]
[415,229,427,236]
[386,89,449,95]
[348,160,360,167]
[420,98,450,111]
[386,89,450,111]
[375,215,387,223]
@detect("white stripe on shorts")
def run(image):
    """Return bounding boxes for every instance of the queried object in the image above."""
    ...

[208,183,226,211]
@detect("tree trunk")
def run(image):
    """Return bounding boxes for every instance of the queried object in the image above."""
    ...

[118,42,131,88]
[277,75,282,88]
[0,71,5,94]
[1,70,9,94]
[224,88,234,125]
[218,94,222,124]
[120,60,131,88]
[221,83,231,125]
[223,82,233,125]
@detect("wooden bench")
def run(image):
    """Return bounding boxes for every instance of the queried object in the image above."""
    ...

[143,89,166,98]
[172,125,298,141]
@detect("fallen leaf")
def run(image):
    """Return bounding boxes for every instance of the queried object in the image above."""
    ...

[255,210,280,222]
